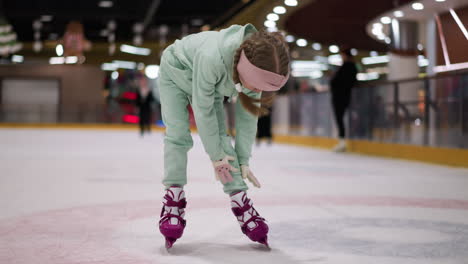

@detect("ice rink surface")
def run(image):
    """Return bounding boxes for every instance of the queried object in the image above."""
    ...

[1,128,468,264]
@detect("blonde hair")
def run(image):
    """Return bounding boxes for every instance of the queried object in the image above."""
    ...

[233,31,290,116]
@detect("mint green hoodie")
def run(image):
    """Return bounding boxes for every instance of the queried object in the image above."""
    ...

[161,24,260,165]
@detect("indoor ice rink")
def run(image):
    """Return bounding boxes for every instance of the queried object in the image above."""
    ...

[1,128,468,264]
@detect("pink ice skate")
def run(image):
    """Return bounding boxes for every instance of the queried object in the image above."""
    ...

[159,186,187,249]
[230,191,269,247]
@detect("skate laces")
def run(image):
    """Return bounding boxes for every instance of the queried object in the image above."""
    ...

[160,189,187,226]
[231,193,265,231]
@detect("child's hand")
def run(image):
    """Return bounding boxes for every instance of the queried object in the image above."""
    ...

[213,156,239,184]
[241,165,261,188]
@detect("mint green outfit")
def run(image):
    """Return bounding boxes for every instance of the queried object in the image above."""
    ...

[158,24,260,194]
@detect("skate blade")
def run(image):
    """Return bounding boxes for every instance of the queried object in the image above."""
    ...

[258,238,270,250]
[165,238,177,249]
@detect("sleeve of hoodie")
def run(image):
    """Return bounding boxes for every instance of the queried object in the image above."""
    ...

[234,88,261,166]
[191,52,226,161]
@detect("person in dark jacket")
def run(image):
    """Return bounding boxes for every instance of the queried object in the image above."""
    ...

[330,47,357,152]
[136,76,154,136]
[256,92,274,145]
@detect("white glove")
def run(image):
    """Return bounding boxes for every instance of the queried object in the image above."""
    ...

[241,165,261,188]
[213,156,239,184]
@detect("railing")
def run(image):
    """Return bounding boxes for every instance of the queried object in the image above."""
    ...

[271,70,468,149]
[1,70,467,149]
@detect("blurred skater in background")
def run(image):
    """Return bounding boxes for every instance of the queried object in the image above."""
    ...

[256,91,274,145]
[136,75,154,137]
[330,47,357,152]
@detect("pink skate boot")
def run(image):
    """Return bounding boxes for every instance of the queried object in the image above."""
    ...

[159,186,187,249]
[230,191,269,247]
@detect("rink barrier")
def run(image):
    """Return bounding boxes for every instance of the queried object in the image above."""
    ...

[1,123,467,168]
[274,134,468,168]
[0,123,168,131]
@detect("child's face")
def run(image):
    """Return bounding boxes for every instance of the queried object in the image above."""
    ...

[242,81,261,93]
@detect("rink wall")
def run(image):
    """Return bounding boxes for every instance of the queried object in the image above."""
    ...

[0,124,467,168]
[274,134,468,168]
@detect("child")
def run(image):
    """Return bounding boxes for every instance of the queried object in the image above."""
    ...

[158,24,290,249]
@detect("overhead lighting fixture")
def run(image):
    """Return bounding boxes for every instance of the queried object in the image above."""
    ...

[267,13,280,21]
[101,62,118,71]
[380,16,391,24]
[285,35,295,43]
[385,37,391,44]
[412,2,424,10]
[312,43,322,51]
[55,44,64,56]
[449,9,468,40]
[394,10,404,18]
[329,45,339,53]
[357,72,380,81]
[264,20,276,28]
[65,56,78,64]
[266,27,278,32]
[145,65,160,79]
[296,39,307,47]
[120,44,151,56]
[40,15,53,22]
[362,55,389,65]
[435,0,446,2]
[328,54,343,66]
[284,0,298,7]
[351,48,358,56]
[370,51,378,57]
[99,1,113,8]
[273,6,286,14]
[11,55,24,63]
[49,57,65,64]
[111,71,119,80]
[112,60,136,69]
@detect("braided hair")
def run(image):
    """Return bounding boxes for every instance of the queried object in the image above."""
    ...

[233,31,290,116]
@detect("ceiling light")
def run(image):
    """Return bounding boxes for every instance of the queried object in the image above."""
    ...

[40,15,53,22]
[266,27,278,32]
[385,37,391,44]
[435,0,446,2]
[264,20,276,28]
[285,35,295,43]
[380,16,391,24]
[267,13,280,21]
[120,44,151,56]
[12,55,24,63]
[101,63,118,71]
[55,44,63,56]
[99,1,113,8]
[312,43,322,51]
[370,51,379,57]
[145,65,160,79]
[112,60,137,69]
[362,55,389,65]
[329,45,339,53]
[65,56,78,64]
[284,0,298,7]
[49,57,65,65]
[412,2,424,10]
[296,39,307,47]
[273,6,287,14]
[351,48,358,56]
[394,10,404,17]
[111,71,119,80]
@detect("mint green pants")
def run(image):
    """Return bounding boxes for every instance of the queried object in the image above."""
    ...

[158,60,248,194]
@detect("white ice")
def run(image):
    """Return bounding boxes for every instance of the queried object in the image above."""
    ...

[1,128,468,264]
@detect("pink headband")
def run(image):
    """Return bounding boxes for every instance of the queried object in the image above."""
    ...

[237,50,289,92]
